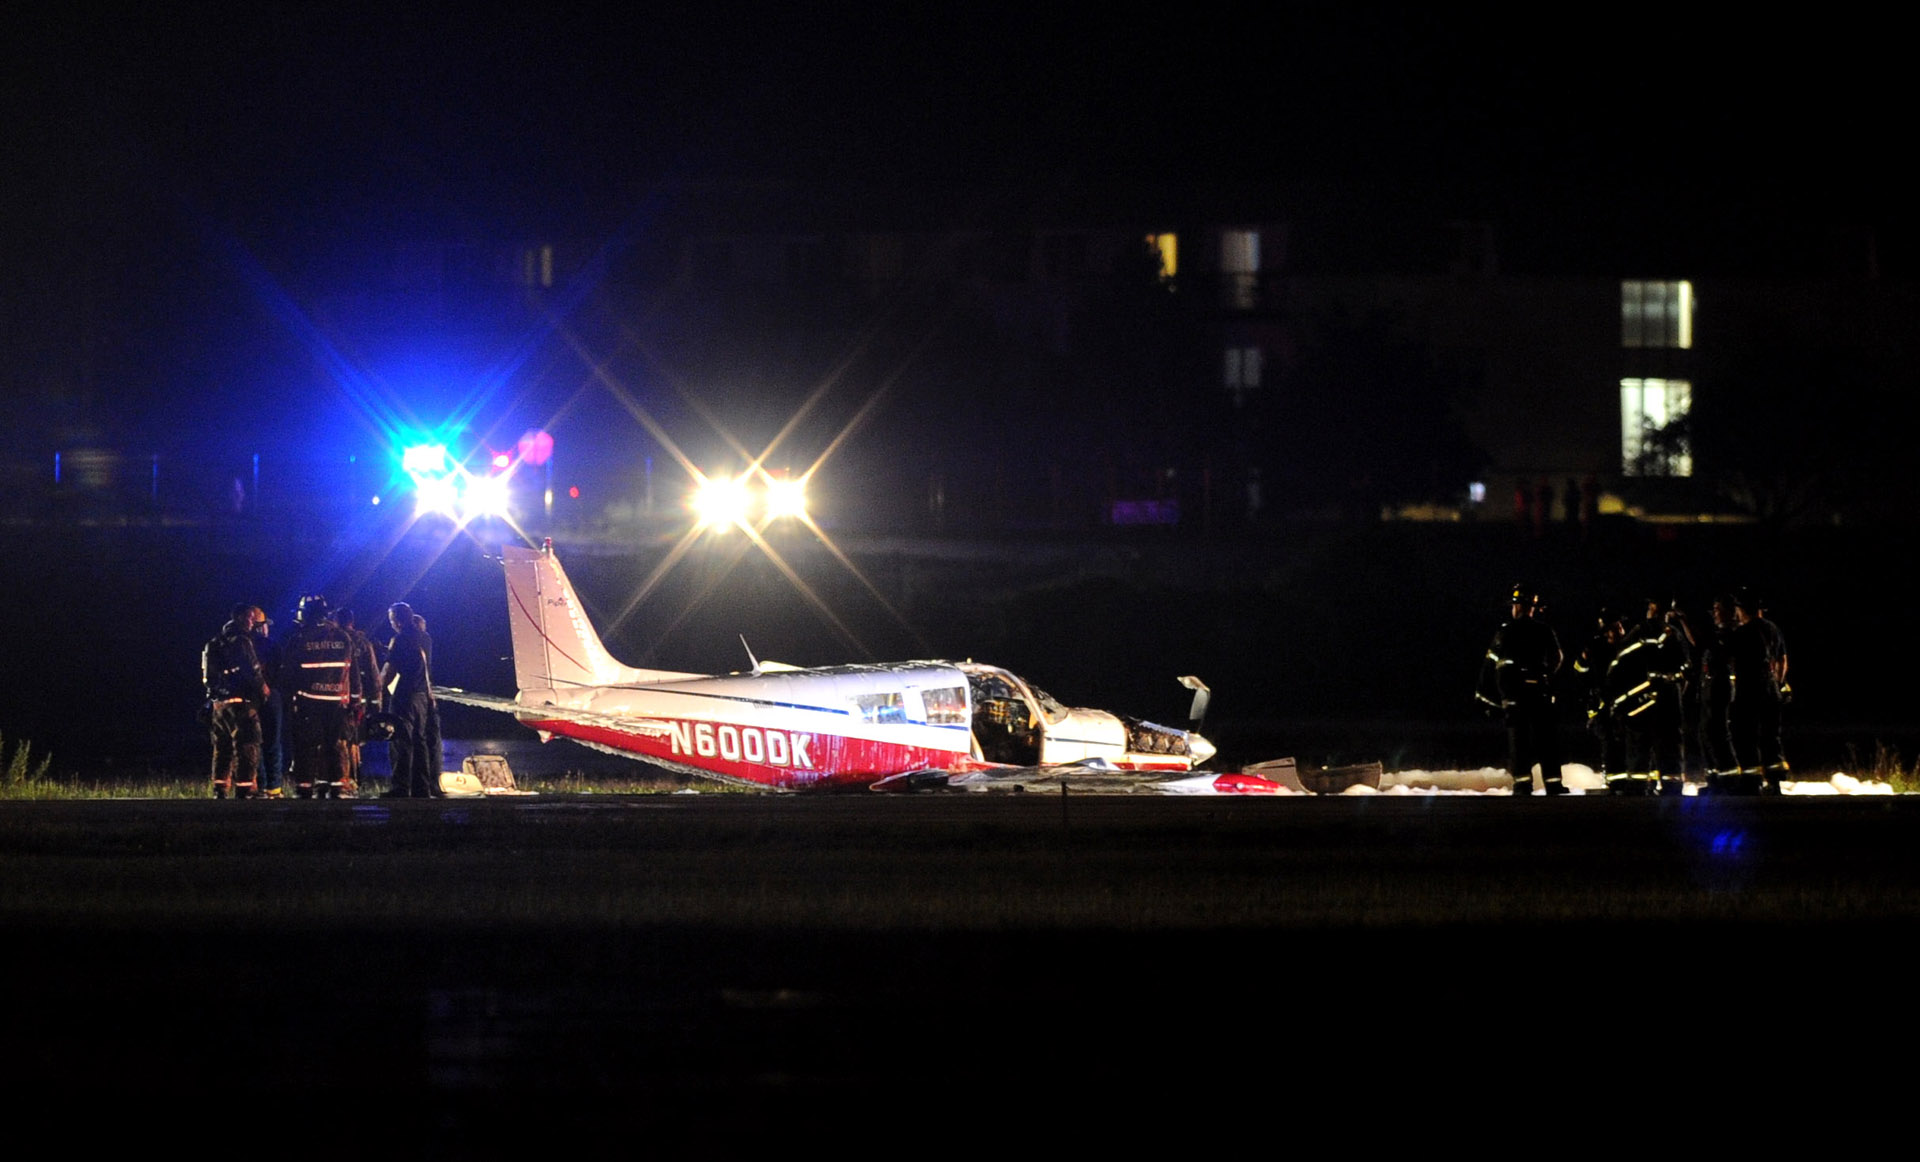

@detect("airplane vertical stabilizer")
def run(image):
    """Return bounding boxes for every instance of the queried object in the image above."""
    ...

[500,542,685,693]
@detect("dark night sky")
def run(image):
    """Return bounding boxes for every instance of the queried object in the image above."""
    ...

[4,3,1909,456]
[3,3,1914,764]
[10,5,1906,239]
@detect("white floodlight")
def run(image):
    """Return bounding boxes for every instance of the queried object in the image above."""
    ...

[764,476,807,520]
[415,474,459,518]
[692,475,752,530]
[463,471,511,520]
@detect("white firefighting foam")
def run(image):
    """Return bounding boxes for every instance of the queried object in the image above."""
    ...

[1370,762,1892,795]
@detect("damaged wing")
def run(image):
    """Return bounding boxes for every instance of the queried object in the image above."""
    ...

[869,761,1300,795]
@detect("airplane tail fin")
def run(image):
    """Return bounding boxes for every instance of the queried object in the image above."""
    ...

[500,541,686,693]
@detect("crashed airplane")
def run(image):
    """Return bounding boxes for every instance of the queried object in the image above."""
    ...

[438,541,1291,792]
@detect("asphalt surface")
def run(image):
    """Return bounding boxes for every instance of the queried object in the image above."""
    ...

[4,793,1913,1149]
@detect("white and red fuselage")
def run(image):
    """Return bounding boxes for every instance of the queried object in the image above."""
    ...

[480,542,1239,792]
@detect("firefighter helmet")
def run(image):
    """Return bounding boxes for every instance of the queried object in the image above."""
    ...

[295,593,332,626]
[362,711,399,742]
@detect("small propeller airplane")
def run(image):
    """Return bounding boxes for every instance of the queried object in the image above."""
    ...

[438,540,1292,793]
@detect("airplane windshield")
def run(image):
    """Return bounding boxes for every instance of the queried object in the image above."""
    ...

[1027,685,1070,725]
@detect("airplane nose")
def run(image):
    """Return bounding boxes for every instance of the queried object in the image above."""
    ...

[1186,732,1216,765]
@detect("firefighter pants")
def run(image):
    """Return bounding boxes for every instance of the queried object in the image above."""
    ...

[1505,699,1563,793]
[1730,689,1788,790]
[291,700,353,798]
[210,702,263,797]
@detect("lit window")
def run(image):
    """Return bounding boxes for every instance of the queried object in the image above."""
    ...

[1224,346,1263,406]
[1621,280,1693,349]
[1146,233,1178,279]
[1222,229,1260,309]
[1621,378,1692,476]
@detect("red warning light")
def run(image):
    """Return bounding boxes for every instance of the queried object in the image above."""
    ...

[568,485,580,499]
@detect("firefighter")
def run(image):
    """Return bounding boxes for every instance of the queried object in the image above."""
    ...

[1475,583,1567,795]
[1571,606,1628,784]
[379,601,441,797]
[202,603,269,799]
[1603,596,1690,796]
[1727,588,1791,794]
[279,594,358,798]
[250,606,287,798]
[1696,595,1740,794]
[336,606,382,797]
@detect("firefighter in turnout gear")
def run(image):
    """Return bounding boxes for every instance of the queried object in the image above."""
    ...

[202,603,269,798]
[1697,595,1740,794]
[1571,607,1628,785]
[1727,588,1790,794]
[336,607,382,795]
[1475,583,1567,795]
[279,594,359,798]
[1603,597,1691,795]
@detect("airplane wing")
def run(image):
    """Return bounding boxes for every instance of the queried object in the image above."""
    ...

[435,686,520,714]
[869,761,1301,795]
[434,686,678,739]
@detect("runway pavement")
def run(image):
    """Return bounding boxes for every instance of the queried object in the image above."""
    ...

[3,793,1913,1148]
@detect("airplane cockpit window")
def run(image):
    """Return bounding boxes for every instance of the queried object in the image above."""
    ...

[1026,684,1070,725]
[853,692,908,725]
[919,687,968,725]
[972,673,1020,702]
[966,670,1040,765]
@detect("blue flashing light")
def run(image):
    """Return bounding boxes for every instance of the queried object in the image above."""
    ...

[416,475,461,518]
[396,432,525,524]
[402,444,449,475]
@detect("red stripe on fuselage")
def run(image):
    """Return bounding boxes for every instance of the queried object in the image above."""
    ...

[518,717,973,790]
